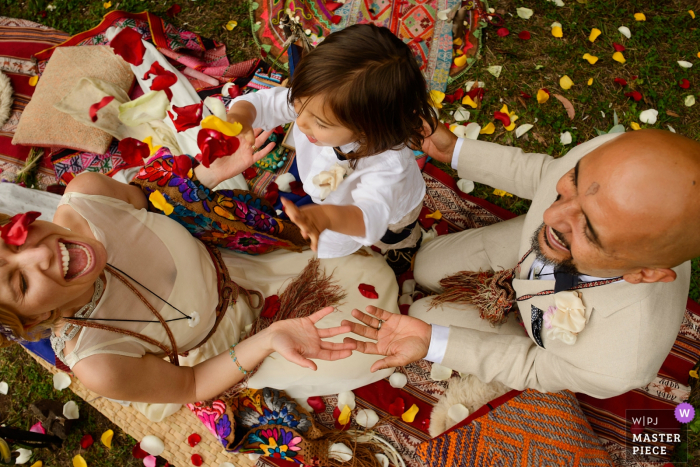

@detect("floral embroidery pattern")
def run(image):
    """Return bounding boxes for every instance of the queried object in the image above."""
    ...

[249,428,302,462]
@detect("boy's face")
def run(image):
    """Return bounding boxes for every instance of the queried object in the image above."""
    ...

[293,96,356,148]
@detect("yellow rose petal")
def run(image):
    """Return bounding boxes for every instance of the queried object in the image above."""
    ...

[200,115,243,137]
[690,370,699,379]
[630,122,641,130]
[634,13,646,21]
[587,78,593,85]
[430,90,445,109]
[101,429,114,449]
[479,122,495,134]
[103,1,112,8]
[142,136,162,156]
[425,210,442,220]
[537,89,550,104]
[338,405,352,425]
[559,75,574,90]
[226,20,238,31]
[689,10,695,19]
[493,189,513,197]
[461,95,478,109]
[28,75,39,86]
[582,53,598,65]
[551,26,563,38]
[453,37,463,46]
[73,455,87,467]
[589,28,601,42]
[401,404,419,423]
[149,191,174,216]
[612,51,626,63]
[697,51,700,59]
[505,122,517,132]
[499,104,509,115]
[453,55,467,67]
[30,462,43,467]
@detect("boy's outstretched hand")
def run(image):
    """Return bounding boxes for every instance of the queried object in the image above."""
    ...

[341,306,432,372]
[280,198,330,251]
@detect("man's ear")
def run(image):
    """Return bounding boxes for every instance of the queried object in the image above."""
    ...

[623,268,677,284]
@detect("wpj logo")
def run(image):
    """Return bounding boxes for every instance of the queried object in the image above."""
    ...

[626,406,690,463]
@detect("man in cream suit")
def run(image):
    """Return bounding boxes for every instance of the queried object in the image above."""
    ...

[344,127,700,399]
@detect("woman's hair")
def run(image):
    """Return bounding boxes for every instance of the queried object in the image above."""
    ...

[0,213,59,347]
[288,24,438,160]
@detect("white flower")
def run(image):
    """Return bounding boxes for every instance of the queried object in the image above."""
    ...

[685,95,696,107]
[546,325,577,345]
[457,179,475,193]
[188,311,200,328]
[63,401,79,420]
[515,124,534,138]
[53,373,71,390]
[639,109,659,124]
[329,443,353,462]
[487,65,502,78]
[678,61,693,69]
[618,26,631,39]
[516,7,533,19]
[453,106,470,122]
[312,163,349,200]
[389,372,408,388]
[560,131,572,145]
[551,291,586,333]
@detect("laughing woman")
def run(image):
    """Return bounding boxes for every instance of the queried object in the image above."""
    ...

[0,129,399,464]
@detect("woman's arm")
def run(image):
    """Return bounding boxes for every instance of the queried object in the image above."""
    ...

[65,172,148,210]
[72,308,355,404]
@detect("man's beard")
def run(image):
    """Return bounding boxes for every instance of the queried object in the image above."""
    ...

[530,223,581,276]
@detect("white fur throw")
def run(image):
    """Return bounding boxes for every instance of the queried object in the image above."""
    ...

[0,70,12,128]
[429,374,510,438]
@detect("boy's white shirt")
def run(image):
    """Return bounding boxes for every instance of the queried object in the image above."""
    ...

[233,86,426,258]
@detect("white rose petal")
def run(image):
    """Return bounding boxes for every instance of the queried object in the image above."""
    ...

[188,311,200,328]
[551,21,562,28]
[685,95,696,107]
[430,363,453,381]
[618,26,631,39]
[47,4,56,10]
[463,122,481,140]
[0,382,7,395]
[453,106,470,122]
[437,7,452,21]
[53,372,71,391]
[447,404,470,426]
[140,435,165,456]
[516,7,533,19]
[63,401,79,420]
[487,65,502,79]
[464,81,485,91]
[204,96,227,120]
[402,279,416,295]
[329,442,353,462]
[667,125,676,133]
[355,409,379,428]
[560,131,572,145]
[389,372,408,388]
[15,448,32,465]
[375,454,390,467]
[457,179,475,193]
[398,294,413,306]
[247,454,262,461]
[548,0,565,6]
[119,90,170,127]
[451,125,470,139]
[222,82,237,98]
[422,227,437,244]
[678,61,693,69]
[337,391,356,410]
[639,109,659,124]
[275,172,296,192]
[515,124,534,138]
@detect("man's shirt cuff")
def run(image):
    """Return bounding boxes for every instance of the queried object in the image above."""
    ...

[424,324,450,364]
[451,138,464,171]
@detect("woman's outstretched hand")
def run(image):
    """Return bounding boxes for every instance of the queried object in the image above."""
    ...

[341,306,432,373]
[267,307,357,370]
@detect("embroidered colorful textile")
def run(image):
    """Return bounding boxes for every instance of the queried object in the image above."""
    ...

[416,390,613,466]
[34,11,261,90]
[250,0,486,91]
[0,17,66,189]
[131,147,307,254]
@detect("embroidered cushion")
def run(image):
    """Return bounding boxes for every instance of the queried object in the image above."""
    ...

[416,389,613,467]
[12,46,133,154]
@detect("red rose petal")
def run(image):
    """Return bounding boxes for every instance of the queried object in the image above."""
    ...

[332,406,351,430]
[399,304,410,315]
[307,396,326,413]
[187,433,201,447]
[289,181,307,197]
[89,96,115,122]
[435,220,449,236]
[40,11,47,18]
[612,42,626,52]
[358,283,379,299]
[325,1,343,11]
[167,102,204,132]
[452,88,465,101]
[541,88,550,95]
[520,91,532,99]
[518,31,531,40]
[143,62,178,97]
[196,129,240,168]
[191,454,203,466]
[418,206,436,229]
[680,79,690,89]
[443,94,455,104]
[242,167,258,180]
[331,15,342,24]
[80,434,94,449]
[172,155,193,178]
[1,212,41,247]
[132,442,149,459]
[117,138,150,168]
[264,181,280,205]
[143,62,167,81]
[166,4,181,17]
[261,295,281,319]
[388,397,405,417]
[110,27,146,66]
[624,91,642,101]
[466,86,486,100]
[614,78,627,86]
[496,27,509,37]
[493,111,511,127]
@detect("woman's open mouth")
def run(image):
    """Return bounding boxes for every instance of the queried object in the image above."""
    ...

[58,240,95,280]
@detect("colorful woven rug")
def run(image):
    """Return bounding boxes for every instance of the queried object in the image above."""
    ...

[250,0,486,92]
[0,16,66,189]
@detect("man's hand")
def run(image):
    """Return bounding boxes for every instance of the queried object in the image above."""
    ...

[341,306,432,372]
[421,120,458,164]
[280,198,331,251]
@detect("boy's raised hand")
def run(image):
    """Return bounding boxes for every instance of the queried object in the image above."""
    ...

[280,198,330,251]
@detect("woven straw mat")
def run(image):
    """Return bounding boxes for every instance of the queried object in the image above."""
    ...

[25,349,256,467]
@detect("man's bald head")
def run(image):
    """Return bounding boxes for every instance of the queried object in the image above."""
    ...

[537,129,700,283]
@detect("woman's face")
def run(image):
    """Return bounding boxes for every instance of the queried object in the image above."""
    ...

[0,219,107,324]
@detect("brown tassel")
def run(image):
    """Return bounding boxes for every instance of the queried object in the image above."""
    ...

[429,269,516,325]
[305,429,388,467]
[248,258,347,336]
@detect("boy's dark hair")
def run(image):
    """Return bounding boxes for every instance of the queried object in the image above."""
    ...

[288,24,438,160]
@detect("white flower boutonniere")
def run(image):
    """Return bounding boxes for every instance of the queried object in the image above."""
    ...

[543,290,586,345]
[312,162,352,200]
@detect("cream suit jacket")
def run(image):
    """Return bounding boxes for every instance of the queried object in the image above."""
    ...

[413,133,691,398]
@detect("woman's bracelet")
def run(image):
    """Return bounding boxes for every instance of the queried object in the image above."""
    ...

[229,343,249,375]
